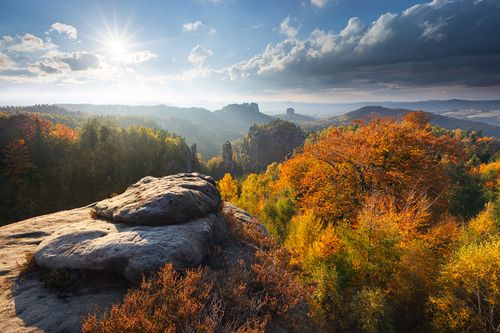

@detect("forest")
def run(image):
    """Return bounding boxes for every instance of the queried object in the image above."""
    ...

[217,112,499,332]
[1,110,499,332]
[0,113,194,225]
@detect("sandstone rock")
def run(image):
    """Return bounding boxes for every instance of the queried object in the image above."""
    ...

[0,207,129,333]
[0,172,267,332]
[34,213,228,282]
[93,173,221,226]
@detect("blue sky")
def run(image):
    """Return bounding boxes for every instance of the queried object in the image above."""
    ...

[0,0,499,109]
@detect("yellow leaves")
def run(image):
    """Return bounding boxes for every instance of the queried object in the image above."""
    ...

[218,173,237,202]
[430,234,500,332]
[285,210,324,265]
[467,203,498,238]
[312,225,344,260]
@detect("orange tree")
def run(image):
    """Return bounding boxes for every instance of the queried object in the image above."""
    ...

[279,114,464,224]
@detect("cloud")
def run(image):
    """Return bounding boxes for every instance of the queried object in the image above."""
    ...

[49,22,77,39]
[0,52,16,71]
[311,0,329,8]
[280,16,300,38]
[2,35,13,42]
[125,50,157,64]
[59,52,100,71]
[226,0,500,90]
[419,17,449,41]
[28,59,67,74]
[183,21,205,32]
[10,33,55,52]
[182,20,217,34]
[357,13,396,49]
[188,45,213,67]
[27,51,100,75]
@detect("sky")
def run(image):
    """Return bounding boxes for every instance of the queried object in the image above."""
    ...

[0,0,499,110]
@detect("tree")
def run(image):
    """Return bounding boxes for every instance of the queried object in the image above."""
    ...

[218,173,237,202]
[279,116,463,223]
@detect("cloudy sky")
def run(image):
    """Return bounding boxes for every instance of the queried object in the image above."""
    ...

[0,0,499,109]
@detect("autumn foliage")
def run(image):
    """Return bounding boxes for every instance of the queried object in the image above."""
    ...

[279,117,463,223]
[218,113,499,332]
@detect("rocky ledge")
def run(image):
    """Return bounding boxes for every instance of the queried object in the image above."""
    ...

[0,173,263,332]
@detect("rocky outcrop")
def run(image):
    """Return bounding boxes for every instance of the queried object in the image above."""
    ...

[34,213,227,282]
[234,119,306,173]
[222,141,233,171]
[93,173,220,226]
[0,173,265,332]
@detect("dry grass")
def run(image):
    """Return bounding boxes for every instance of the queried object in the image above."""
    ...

[17,251,79,292]
[82,209,312,333]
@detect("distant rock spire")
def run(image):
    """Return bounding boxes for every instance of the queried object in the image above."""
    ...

[222,141,233,171]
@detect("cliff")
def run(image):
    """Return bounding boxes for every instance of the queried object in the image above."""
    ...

[234,119,306,173]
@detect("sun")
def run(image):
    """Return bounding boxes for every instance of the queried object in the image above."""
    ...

[105,36,129,61]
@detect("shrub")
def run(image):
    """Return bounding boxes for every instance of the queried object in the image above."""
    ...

[82,212,311,333]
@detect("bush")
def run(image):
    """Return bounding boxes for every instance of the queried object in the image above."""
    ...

[82,212,311,333]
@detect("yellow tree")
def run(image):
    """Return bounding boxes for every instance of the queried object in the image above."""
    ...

[218,173,237,202]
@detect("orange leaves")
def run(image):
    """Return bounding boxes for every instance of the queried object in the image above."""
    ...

[51,123,77,141]
[403,110,430,128]
[279,117,464,223]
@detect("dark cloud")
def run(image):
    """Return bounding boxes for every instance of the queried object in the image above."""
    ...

[228,0,500,90]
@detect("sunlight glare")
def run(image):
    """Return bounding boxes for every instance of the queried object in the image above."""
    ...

[106,36,129,61]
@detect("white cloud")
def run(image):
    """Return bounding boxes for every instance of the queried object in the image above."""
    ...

[0,52,16,70]
[49,22,77,39]
[2,35,13,42]
[182,21,217,34]
[280,16,300,39]
[183,21,205,32]
[27,50,100,74]
[188,45,213,67]
[28,59,68,75]
[358,13,396,49]
[10,33,55,52]
[125,50,157,64]
[311,0,329,8]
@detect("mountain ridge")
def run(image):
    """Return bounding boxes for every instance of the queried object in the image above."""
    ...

[302,105,500,137]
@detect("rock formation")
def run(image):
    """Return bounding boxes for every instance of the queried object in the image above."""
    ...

[93,173,220,226]
[286,107,295,115]
[222,140,233,171]
[233,119,306,173]
[0,172,264,332]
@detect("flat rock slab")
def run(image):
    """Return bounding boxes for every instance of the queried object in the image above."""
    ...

[94,173,221,226]
[0,207,129,333]
[34,213,228,282]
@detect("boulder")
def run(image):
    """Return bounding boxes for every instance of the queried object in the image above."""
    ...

[34,213,228,282]
[93,173,221,226]
[33,173,227,282]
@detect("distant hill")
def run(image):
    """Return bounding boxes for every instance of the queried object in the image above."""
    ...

[213,103,274,132]
[56,103,276,157]
[302,106,500,137]
[382,99,500,113]
[275,107,315,123]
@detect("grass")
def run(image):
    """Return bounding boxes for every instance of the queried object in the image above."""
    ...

[17,251,80,292]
